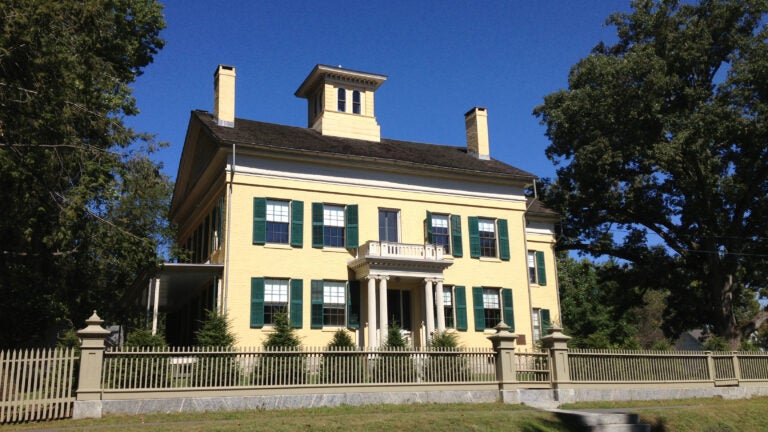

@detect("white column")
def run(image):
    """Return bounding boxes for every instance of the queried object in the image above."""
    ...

[379,276,389,345]
[152,277,160,336]
[435,279,446,332]
[367,276,377,347]
[424,278,435,339]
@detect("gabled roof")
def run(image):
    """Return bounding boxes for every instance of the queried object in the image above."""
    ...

[191,110,535,179]
[526,198,560,220]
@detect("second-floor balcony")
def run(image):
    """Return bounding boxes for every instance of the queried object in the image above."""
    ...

[349,241,453,276]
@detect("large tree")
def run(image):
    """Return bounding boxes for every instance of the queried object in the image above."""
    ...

[535,0,768,348]
[0,0,167,346]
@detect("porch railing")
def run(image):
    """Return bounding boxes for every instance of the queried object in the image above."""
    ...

[357,241,445,261]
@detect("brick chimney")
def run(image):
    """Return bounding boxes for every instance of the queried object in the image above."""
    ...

[213,65,236,127]
[465,107,490,160]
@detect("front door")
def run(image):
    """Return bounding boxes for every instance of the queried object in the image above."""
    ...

[386,289,411,330]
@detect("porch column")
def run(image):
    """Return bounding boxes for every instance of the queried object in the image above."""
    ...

[424,278,435,339]
[435,279,446,332]
[379,276,389,345]
[367,276,377,347]
[152,277,160,335]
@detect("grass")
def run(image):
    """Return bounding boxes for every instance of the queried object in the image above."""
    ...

[563,396,768,432]
[0,403,567,432]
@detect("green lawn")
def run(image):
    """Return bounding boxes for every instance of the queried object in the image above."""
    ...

[563,396,768,432]
[3,397,766,431]
[1,403,567,432]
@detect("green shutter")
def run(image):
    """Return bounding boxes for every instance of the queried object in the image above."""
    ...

[536,251,547,285]
[468,217,480,258]
[455,286,468,331]
[425,211,433,244]
[312,203,324,248]
[498,219,510,261]
[451,215,463,257]
[541,309,551,335]
[502,288,514,331]
[290,279,303,328]
[250,277,265,328]
[347,280,360,329]
[291,201,304,247]
[472,286,485,331]
[253,198,266,245]
[345,204,358,249]
[311,280,324,329]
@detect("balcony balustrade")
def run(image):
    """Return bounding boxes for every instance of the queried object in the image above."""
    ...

[357,241,445,261]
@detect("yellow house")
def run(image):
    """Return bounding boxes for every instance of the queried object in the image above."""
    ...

[148,64,561,349]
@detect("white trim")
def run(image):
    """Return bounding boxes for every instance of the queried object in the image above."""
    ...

[234,155,527,203]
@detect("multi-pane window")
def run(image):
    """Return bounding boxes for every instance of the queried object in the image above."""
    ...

[532,308,542,344]
[264,278,288,325]
[431,214,450,254]
[352,90,361,114]
[528,251,537,283]
[482,288,501,329]
[443,286,454,328]
[478,218,497,257]
[266,200,289,244]
[379,209,399,242]
[323,281,346,326]
[323,205,345,247]
[337,88,346,112]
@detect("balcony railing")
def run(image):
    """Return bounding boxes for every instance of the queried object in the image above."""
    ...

[357,241,445,261]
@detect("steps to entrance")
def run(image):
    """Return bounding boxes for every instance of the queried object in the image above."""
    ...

[550,409,651,432]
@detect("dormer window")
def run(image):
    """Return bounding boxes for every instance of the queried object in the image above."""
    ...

[337,88,346,112]
[352,90,361,114]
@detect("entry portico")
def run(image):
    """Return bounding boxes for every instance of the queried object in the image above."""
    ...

[349,240,452,347]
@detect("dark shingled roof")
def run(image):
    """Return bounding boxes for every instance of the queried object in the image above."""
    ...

[526,198,560,219]
[194,110,535,179]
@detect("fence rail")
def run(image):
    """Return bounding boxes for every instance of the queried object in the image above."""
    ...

[0,348,76,424]
[102,346,496,390]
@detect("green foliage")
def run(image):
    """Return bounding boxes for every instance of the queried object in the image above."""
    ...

[195,310,235,348]
[372,324,417,383]
[702,335,729,352]
[0,0,168,347]
[535,0,768,349]
[259,312,305,384]
[321,329,365,384]
[424,331,471,382]
[125,329,167,348]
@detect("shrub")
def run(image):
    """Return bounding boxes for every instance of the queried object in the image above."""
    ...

[321,329,365,384]
[424,331,471,382]
[193,311,238,387]
[258,312,306,385]
[371,323,417,383]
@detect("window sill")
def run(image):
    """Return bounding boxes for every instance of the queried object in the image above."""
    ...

[322,247,349,253]
[479,257,502,263]
[264,243,292,250]
[322,326,349,332]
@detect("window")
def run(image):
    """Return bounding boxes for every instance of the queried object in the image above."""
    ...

[469,217,509,260]
[442,286,454,328]
[352,90,361,114]
[426,212,462,257]
[253,198,303,247]
[313,90,323,117]
[311,280,361,328]
[532,308,551,344]
[482,288,501,329]
[431,214,450,254]
[472,287,514,331]
[250,277,303,328]
[323,281,346,326]
[337,88,346,112]
[312,203,358,249]
[323,205,345,247]
[478,218,496,258]
[266,200,289,244]
[263,278,288,325]
[527,250,548,285]
[379,209,399,242]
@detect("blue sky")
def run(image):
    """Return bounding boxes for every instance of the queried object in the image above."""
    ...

[126,1,632,182]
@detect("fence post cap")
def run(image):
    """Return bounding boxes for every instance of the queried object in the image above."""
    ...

[487,322,518,350]
[541,325,571,349]
[77,310,111,339]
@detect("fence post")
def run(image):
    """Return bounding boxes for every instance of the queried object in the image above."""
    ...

[487,322,518,401]
[732,351,742,383]
[705,351,716,383]
[73,311,110,419]
[540,325,572,387]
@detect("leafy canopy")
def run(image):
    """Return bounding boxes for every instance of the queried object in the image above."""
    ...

[535,0,768,348]
[0,0,167,346]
